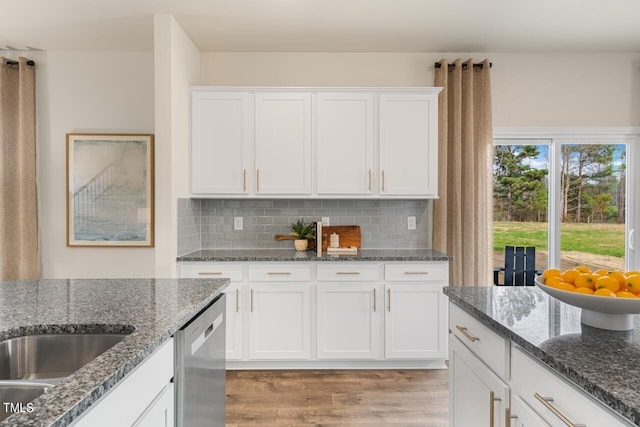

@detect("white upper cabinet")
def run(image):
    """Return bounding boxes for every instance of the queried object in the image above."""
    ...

[190,87,440,198]
[191,91,252,195]
[379,93,438,197]
[315,92,375,195]
[254,92,312,195]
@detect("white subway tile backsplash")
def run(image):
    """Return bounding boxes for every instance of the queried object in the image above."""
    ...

[177,198,431,253]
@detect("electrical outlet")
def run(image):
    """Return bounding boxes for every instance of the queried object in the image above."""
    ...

[322,217,330,226]
[233,216,243,231]
[407,216,416,230]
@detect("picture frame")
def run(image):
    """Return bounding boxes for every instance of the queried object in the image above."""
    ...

[66,133,154,247]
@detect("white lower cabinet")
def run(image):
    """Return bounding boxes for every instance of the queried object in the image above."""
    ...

[384,262,448,359]
[449,302,636,427]
[510,395,551,427]
[248,283,311,359]
[511,345,632,427]
[449,336,509,427]
[316,283,381,359]
[177,260,450,367]
[133,383,175,427]
[73,339,174,427]
[178,262,245,360]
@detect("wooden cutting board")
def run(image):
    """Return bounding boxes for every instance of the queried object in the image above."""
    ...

[321,225,361,251]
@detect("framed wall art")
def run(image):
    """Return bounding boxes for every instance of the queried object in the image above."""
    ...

[66,133,154,247]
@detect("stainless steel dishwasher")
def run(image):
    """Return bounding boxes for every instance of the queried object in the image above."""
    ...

[175,294,226,427]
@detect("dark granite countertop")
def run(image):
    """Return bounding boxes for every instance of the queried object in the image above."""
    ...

[177,248,452,262]
[0,278,228,427]
[444,285,640,425]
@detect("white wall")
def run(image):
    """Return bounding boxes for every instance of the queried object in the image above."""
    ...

[37,51,156,278]
[154,15,201,277]
[200,52,640,126]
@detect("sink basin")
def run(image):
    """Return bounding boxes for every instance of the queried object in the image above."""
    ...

[0,333,128,381]
[0,382,52,421]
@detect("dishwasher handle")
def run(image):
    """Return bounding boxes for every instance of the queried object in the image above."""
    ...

[191,312,223,356]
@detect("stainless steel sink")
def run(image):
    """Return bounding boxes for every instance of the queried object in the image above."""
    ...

[0,382,52,421]
[0,333,128,381]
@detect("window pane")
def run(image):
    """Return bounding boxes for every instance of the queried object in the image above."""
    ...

[559,143,626,272]
[493,144,549,281]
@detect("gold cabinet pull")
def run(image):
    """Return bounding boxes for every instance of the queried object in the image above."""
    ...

[267,272,292,275]
[534,393,585,427]
[373,288,377,312]
[381,170,385,192]
[250,288,254,312]
[256,169,260,192]
[368,169,372,191]
[235,288,240,312]
[198,272,222,276]
[243,169,247,192]
[404,271,429,275]
[455,325,480,342]
[336,272,361,275]
[489,391,502,427]
[387,288,391,312]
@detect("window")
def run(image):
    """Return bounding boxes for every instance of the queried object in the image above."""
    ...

[493,128,640,274]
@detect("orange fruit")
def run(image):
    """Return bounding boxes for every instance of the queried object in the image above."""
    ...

[545,276,565,286]
[608,271,627,290]
[548,282,576,292]
[626,274,640,294]
[616,291,638,298]
[593,288,616,297]
[575,265,592,274]
[594,269,609,277]
[574,287,594,294]
[561,269,581,285]
[542,268,562,280]
[574,273,597,290]
[625,270,640,277]
[595,275,620,293]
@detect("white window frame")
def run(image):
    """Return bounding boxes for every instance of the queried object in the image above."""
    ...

[494,127,640,272]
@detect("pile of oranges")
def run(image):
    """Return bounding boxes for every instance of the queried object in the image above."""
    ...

[542,267,640,298]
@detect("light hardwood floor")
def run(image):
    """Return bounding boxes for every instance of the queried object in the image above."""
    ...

[226,369,449,427]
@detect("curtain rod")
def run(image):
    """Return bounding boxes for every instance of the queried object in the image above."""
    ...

[4,59,35,66]
[434,62,492,69]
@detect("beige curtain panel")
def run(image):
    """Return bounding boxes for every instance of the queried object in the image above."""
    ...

[0,57,38,281]
[433,58,493,286]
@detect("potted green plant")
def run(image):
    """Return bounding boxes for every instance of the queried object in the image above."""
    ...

[289,219,314,251]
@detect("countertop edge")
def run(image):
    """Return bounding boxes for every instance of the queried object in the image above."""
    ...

[444,287,640,425]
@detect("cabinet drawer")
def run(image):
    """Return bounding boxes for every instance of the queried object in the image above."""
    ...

[511,346,633,427]
[248,264,311,282]
[317,264,380,282]
[179,262,244,281]
[74,339,174,426]
[385,263,448,282]
[449,303,508,380]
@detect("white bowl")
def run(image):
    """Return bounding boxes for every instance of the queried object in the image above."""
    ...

[534,277,640,331]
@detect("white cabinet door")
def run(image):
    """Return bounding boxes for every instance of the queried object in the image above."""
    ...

[133,383,175,427]
[511,346,633,427]
[316,92,374,195]
[74,339,174,427]
[316,283,381,359]
[248,284,311,360]
[449,336,509,427]
[510,395,551,427]
[379,93,438,196]
[384,283,447,359]
[254,92,312,195]
[178,262,245,361]
[191,91,252,195]
[224,283,244,360]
